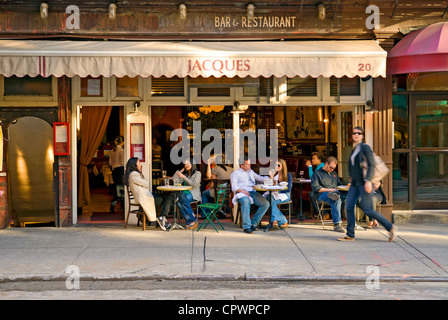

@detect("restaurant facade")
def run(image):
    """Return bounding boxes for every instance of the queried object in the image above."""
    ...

[0,0,446,228]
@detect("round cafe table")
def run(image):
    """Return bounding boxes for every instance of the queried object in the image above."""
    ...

[252,184,288,231]
[157,185,192,230]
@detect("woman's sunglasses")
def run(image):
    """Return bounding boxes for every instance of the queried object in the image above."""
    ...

[352,132,363,135]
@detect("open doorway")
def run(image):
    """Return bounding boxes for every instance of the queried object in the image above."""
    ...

[77,106,125,223]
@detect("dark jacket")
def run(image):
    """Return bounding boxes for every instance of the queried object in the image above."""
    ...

[311,167,342,193]
[348,142,375,183]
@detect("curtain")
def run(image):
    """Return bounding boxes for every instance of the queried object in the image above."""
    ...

[78,106,112,208]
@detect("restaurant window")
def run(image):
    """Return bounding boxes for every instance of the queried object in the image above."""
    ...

[151,76,184,97]
[115,76,139,97]
[393,95,409,149]
[287,76,317,96]
[243,77,274,97]
[197,87,231,97]
[4,75,52,96]
[406,72,448,91]
[80,76,103,97]
[330,76,361,96]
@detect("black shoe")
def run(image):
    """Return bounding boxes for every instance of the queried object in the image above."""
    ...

[109,205,115,213]
[251,225,258,231]
[244,228,254,234]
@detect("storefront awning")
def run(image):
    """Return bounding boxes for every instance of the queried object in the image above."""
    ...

[0,40,386,78]
[387,22,448,75]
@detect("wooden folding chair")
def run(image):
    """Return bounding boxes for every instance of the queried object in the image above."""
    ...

[124,185,147,231]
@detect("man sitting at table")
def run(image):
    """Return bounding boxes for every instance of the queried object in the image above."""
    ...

[310,156,346,233]
[230,156,270,234]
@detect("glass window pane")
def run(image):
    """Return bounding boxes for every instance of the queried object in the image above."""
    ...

[330,77,360,96]
[416,99,448,148]
[416,153,448,201]
[4,76,52,96]
[80,76,103,97]
[116,76,139,97]
[392,152,409,202]
[407,72,448,91]
[287,76,317,96]
[392,95,409,149]
[151,76,184,96]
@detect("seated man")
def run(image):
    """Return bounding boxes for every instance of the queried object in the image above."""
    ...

[310,156,346,233]
[230,156,270,234]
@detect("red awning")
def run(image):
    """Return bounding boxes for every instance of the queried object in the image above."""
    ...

[387,22,448,75]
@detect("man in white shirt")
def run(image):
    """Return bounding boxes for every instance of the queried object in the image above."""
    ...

[230,157,270,233]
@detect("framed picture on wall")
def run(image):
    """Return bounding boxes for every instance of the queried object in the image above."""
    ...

[286,106,325,140]
[130,123,145,162]
[53,122,70,156]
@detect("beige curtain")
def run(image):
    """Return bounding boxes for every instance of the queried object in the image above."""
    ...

[78,106,112,208]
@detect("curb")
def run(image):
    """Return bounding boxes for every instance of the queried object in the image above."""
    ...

[2,274,448,283]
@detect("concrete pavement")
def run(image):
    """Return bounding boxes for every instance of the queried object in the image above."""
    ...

[0,221,448,283]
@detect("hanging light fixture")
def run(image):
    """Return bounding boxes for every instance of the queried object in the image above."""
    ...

[179,3,187,20]
[109,3,117,20]
[40,2,49,20]
[317,2,326,20]
[247,3,255,19]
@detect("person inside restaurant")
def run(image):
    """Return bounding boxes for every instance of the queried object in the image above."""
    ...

[310,156,346,233]
[230,156,270,234]
[305,151,325,178]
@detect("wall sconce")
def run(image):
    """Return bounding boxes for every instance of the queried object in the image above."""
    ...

[317,3,326,20]
[130,101,142,115]
[230,101,248,114]
[365,100,379,113]
[179,4,187,20]
[109,3,117,20]
[40,2,49,20]
[247,3,255,19]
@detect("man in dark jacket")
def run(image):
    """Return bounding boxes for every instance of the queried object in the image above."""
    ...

[311,156,346,233]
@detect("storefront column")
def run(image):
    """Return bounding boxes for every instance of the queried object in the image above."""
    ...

[373,76,394,221]
[57,76,73,226]
[0,136,7,229]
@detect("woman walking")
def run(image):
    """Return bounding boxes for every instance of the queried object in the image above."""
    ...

[338,127,397,242]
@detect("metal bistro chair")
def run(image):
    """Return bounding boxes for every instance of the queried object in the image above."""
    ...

[197,183,228,232]
[310,192,333,228]
[278,198,293,224]
[124,185,147,231]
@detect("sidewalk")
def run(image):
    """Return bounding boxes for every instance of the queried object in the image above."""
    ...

[1,220,448,282]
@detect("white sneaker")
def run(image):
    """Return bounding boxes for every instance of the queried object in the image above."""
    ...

[157,216,167,231]
[388,225,398,242]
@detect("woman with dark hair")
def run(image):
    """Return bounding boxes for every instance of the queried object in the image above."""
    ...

[123,157,165,230]
[174,160,201,229]
[338,126,397,242]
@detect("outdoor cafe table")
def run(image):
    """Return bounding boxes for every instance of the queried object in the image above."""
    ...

[157,185,192,230]
[252,184,288,231]
[292,178,311,221]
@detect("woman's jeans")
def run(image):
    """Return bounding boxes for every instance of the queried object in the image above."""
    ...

[237,191,270,230]
[176,192,196,225]
[346,181,392,238]
[270,193,290,226]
